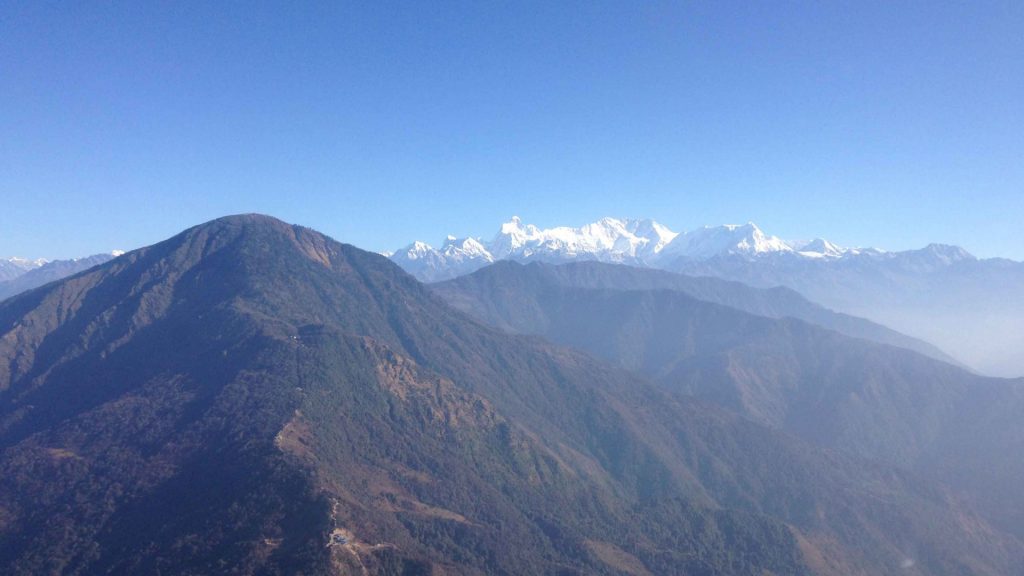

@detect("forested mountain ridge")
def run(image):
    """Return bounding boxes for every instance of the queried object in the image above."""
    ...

[436,260,1024,539]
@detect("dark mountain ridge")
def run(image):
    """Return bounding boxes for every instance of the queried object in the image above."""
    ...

[0,215,1018,575]
[436,260,959,366]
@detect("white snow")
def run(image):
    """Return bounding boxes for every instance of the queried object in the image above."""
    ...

[387,215,974,281]
[657,222,793,261]
[794,238,846,259]
[485,216,680,263]
[5,257,48,269]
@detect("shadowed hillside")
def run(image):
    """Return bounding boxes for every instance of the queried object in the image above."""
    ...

[435,260,958,365]
[436,260,1024,539]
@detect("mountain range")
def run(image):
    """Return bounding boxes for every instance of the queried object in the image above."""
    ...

[435,260,1024,539]
[2,215,1020,575]
[0,253,119,302]
[388,216,875,282]
[391,216,1024,377]
[0,257,48,283]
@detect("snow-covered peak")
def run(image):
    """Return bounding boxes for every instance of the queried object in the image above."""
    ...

[491,216,540,258]
[497,215,541,238]
[389,235,494,283]
[624,219,679,254]
[735,222,791,254]
[441,236,493,261]
[499,215,524,231]
[915,243,976,264]
[394,241,435,261]
[795,238,846,259]
[487,216,678,263]
[387,215,984,282]
[660,222,793,261]
[5,257,48,269]
[389,216,821,281]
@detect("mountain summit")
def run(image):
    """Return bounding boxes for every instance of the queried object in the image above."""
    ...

[658,222,793,260]
[0,257,48,282]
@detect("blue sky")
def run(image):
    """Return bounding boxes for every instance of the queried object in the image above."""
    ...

[2,1,1021,259]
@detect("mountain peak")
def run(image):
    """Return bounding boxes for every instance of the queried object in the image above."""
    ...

[203,212,291,229]
[500,215,526,234]
[176,213,359,273]
[796,238,846,258]
[914,243,976,265]
[0,213,434,356]
[398,241,434,259]
[387,215,991,283]
[660,221,792,261]
[3,257,48,269]
[724,221,760,231]
[922,243,974,258]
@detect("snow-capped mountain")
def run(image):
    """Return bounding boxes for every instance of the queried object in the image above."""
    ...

[489,216,678,263]
[658,222,794,261]
[388,215,1003,282]
[791,238,848,259]
[389,216,852,281]
[391,216,684,282]
[6,256,48,268]
[0,252,122,301]
[390,216,1024,377]
[0,257,48,282]
[389,238,493,283]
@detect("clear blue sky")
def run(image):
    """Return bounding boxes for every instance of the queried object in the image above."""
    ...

[2,1,1022,259]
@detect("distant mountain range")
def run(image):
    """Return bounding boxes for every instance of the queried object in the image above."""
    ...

[667,243,1024,378]
[435,260,957,365]
[388,216,884,282]
[2,215,1020,574]
[0,257,48,282]
[0,253,121,301]
[392,216,1024,377]
[436,260,1024,539]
